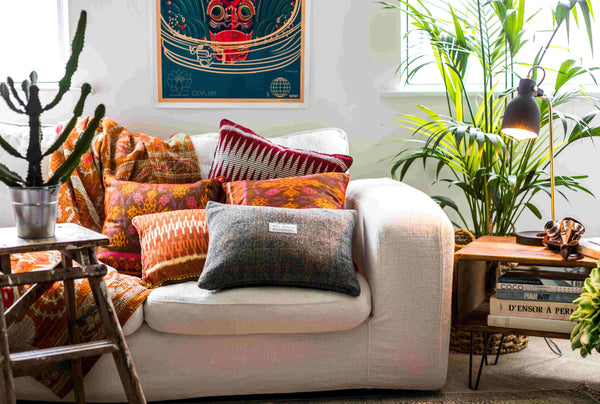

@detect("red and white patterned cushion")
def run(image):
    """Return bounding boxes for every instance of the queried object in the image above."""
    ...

[208,119,353,182]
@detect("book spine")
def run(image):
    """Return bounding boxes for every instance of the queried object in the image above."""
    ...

[495,289,579,303]
[487,315,576,334]
[576,241,600,259]
[489,297,576,320]
[496,282,583,294]
[498,276,584,287]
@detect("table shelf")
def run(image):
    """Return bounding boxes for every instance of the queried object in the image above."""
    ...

[455,300,572,340]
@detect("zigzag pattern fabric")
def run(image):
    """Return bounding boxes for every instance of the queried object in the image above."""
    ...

[209,119,353,182]
[133,209,209,288]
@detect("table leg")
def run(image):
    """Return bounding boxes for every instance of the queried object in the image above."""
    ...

[0,291,16,404]
[63,251,85,404]
[0,255,11,276]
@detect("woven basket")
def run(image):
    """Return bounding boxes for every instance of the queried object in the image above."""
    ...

[451,229,529,355]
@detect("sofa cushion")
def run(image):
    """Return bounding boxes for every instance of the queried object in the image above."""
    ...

[122,304,144,336]
[208,120,353,182]
[198,202,360,296]
[189,125,350,179]
[144,273,370,335]
[98,175,224,275]
[223,172,350,209]
[132,209,209,288]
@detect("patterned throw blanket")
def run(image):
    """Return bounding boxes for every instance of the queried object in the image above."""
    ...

[3,117,202,397]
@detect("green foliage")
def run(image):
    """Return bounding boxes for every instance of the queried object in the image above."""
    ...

[0,10,105,188]
[381,0,599,237]
[571,262,600,357]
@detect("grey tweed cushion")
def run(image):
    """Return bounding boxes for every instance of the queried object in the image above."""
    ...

[198,201,360,296]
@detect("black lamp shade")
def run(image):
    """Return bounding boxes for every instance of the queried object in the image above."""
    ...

[501,78,541,140]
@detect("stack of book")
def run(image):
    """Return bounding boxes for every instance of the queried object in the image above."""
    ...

[487,266,586,334]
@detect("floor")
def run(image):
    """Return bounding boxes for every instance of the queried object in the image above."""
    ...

[442,336,600,393]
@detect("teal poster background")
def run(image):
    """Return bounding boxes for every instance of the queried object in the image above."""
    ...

[157,0,305,103]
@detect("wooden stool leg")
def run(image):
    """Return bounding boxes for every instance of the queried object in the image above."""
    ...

[64,276,85,403]
[0,294,16,404]
[87,276,146,404]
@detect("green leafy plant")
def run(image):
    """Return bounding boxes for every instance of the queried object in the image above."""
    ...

[381,0,599,237]
[0,10,105,188]
[571,262,600,357]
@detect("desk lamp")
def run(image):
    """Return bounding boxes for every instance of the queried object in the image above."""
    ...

[501,66,554,246]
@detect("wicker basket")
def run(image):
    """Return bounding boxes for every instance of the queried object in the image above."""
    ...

[451,229,529,355]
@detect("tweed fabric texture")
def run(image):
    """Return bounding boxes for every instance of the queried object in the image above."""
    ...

[133,209,209,288]
[198,202,360,296]
[223,172,350,209]
[100,175,224,275]
[208,119,353,182]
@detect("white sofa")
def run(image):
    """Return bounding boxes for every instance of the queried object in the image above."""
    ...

[6,127,455,402]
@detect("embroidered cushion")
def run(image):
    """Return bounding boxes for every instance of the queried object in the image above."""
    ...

[132,209,209,288]
[197,202,360,296]
[223,172,350,209]
[189,127,350,179]
[208,119,353,182]
[99,175,224,275]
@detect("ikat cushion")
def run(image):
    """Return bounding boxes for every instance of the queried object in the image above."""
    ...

[223,172,350,209]
[208,119,353,182]
[132,209,209,288]
[99,175,225,275]
[197,202,360,296]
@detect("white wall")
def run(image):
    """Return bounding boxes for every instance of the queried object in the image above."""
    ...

[1,0,599,237]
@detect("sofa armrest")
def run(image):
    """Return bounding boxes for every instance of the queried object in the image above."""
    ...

[345,178,454,389]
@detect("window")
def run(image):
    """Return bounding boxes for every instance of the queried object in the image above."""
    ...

[0,0,68,84]
[398,1,599,91]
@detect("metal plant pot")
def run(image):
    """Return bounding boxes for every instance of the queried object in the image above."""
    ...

[9,185,60,238]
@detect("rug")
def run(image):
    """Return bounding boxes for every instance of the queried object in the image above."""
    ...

[138,385,600,404]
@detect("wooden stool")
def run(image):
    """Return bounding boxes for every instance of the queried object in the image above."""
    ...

[0,223,146,404]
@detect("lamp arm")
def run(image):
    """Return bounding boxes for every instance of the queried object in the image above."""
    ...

[541,95,555,222]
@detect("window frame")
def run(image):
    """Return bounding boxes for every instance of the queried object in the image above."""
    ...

[386,1,600,96]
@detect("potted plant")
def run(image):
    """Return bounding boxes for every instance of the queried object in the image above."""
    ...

[380,0,598,356]
[380,0,598,238]
[571,262,600,357]
[0,10,104,238]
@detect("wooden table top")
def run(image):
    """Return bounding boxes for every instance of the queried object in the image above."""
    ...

[456,236,598,268]
[0,223,109,254]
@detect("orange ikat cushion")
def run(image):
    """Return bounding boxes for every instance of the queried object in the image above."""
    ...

[223,172,350,209]
[133,209,209,288]
[99,174,225,276]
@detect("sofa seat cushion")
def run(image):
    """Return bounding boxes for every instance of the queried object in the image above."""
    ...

[144,273,371,335]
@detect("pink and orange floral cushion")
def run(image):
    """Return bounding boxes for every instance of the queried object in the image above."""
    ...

[223,172,350,209]
[98,174,225,276]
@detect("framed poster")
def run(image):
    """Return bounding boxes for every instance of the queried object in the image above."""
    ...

[156,0,307,106]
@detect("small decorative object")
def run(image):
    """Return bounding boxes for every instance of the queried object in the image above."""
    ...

[0,10,105,238]
[571,262,600,357]
[542,217,585,260]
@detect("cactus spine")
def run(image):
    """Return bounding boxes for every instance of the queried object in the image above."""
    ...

[0,10,105,188]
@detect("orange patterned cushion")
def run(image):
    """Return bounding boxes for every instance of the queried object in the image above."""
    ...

[99,174,225,275]
[133,209,209,288]
[223,172,350,209]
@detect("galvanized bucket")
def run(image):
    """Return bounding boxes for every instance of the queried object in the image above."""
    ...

[9,185,60,239]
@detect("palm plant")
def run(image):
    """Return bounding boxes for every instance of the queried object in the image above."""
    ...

[381,0,599,237]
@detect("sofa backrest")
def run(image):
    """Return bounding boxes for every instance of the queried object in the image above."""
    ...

[189,127,350,179]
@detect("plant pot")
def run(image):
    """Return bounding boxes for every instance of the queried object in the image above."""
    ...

[9,185,60,239]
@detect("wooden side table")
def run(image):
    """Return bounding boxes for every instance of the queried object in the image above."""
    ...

[453,236,597,390]
[0,223,146,404]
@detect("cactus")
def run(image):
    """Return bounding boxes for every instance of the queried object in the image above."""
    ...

[570,262,600,357]
[0,10,105,188]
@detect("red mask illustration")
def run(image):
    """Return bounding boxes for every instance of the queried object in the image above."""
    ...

[207,0,256,63]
